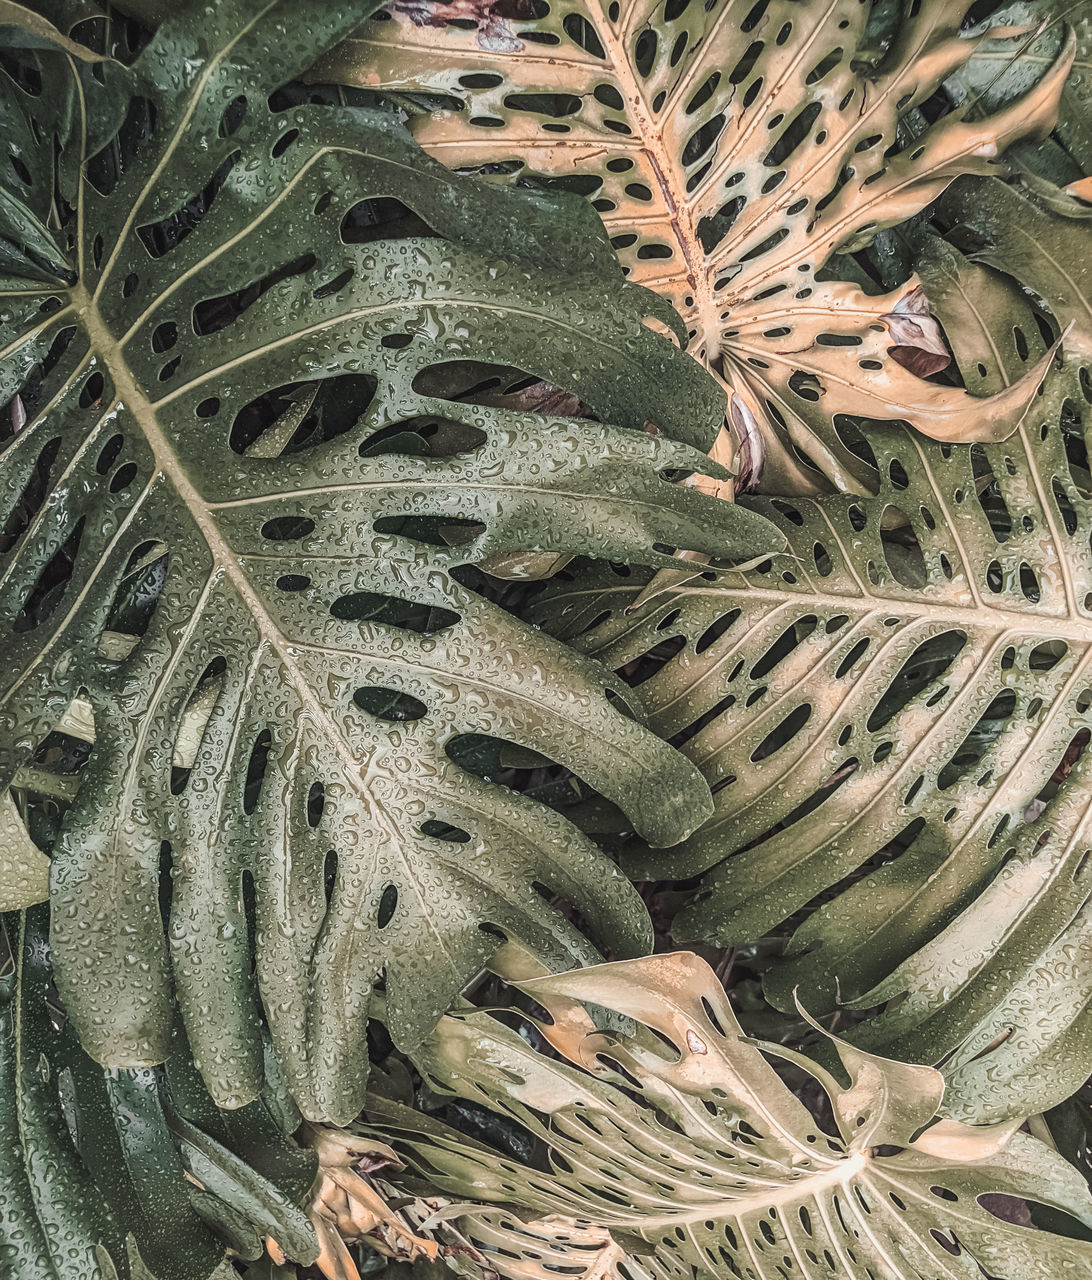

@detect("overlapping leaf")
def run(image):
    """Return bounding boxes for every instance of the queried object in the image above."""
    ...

[0,907,318,1280]
[318,0,1074,492]
[951,1,1092,187]
[535,179,1092,1122]
[363,951,1092,1280]
[0,0,780,1124]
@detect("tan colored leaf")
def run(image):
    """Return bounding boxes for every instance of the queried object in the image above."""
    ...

[0,788,48,909]
[360,952,1092,1280]
[295,1125,441,1280]
[531,222,1092,1125]
[318,0,1075,492]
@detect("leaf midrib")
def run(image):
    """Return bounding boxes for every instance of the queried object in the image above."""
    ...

[73,281,369,786]
[76,283,471,1003]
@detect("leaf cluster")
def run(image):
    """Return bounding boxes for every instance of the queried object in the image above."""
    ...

[3,2,1092,1280]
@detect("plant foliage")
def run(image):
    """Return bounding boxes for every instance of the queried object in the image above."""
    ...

[318,0,1073,492]
[535,176,1092,1123]
[364,951,1092,1280]
[1,907,319,1279]
[0,0,778,1126]
[3,3,1092,1279]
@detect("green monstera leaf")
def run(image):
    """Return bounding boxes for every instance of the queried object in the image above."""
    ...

[0,907,318,1279]
[0,0,779,1124]
[533,181,1092,1123]
[360,951,1092,1280]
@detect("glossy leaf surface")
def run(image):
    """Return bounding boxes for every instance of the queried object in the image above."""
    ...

[0,0,779,1123]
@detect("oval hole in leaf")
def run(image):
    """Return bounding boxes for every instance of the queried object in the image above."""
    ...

[937,689,1017,791]
[412,362,593,420]
[340,196,435,244]
[750,704,812,762]
[14,518,85,633]
[372,515,485,547]
[242,730,273,814]
[867,631,967,732]
[353,687,428,722]
[619,635,685,686]
[171,658,226,793]
[695,609,741,653]
[420,819,471,843]
[307,781,325,829]
[330,591,460,634]
[2,435,61,553]
[324,849,338,906]
[232,375,376,456]
[879,506,927,588]
[192,252,314,335]
[138,151,238,258]
[970,446,1013,544]
[377,884,398,928]
[751,616,817,680]
[359,416,486,459]
[99,540,170,661]
[260,515,315,542]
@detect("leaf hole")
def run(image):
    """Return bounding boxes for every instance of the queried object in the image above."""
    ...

[307,782,325,828]
[340,196,435,245]
[868,631,966,731]
[171,658,226,792]
[937,689,1017,790]
[218,95,247,137]
[271,127,299,158]
[242,730,273,814]
[232,374,377,457]
[420,820,471,843]
[79,371,105,409]
[260,515,315,542]
[562,12,605,57]
[360,416,486,460]
[377,883,398,928]
[353,687,428,722]
[1,435,62,553]
[13,518,84,633]
[372,514,486,547]
[1019,562,1041,602]
[750,704,812,762]
[99,540,169,660]
[137,152,238,258]
[192,252,316,335]
[670,692,737,749]
[615,634,684,686]
[330,591,460,633]
[765,101,821,166]
[969,445,1012,543]
[313,268,354,300]
[751,616,817,679]
[695,609,741,653]
[879,506,926,588]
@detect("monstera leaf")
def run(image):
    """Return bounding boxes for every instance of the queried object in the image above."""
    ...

[317,0,1074,493]
[1,907,318,1279]
[534,188,1092,1122]
[360,951,1092,1280]
[0,0,780,1124]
